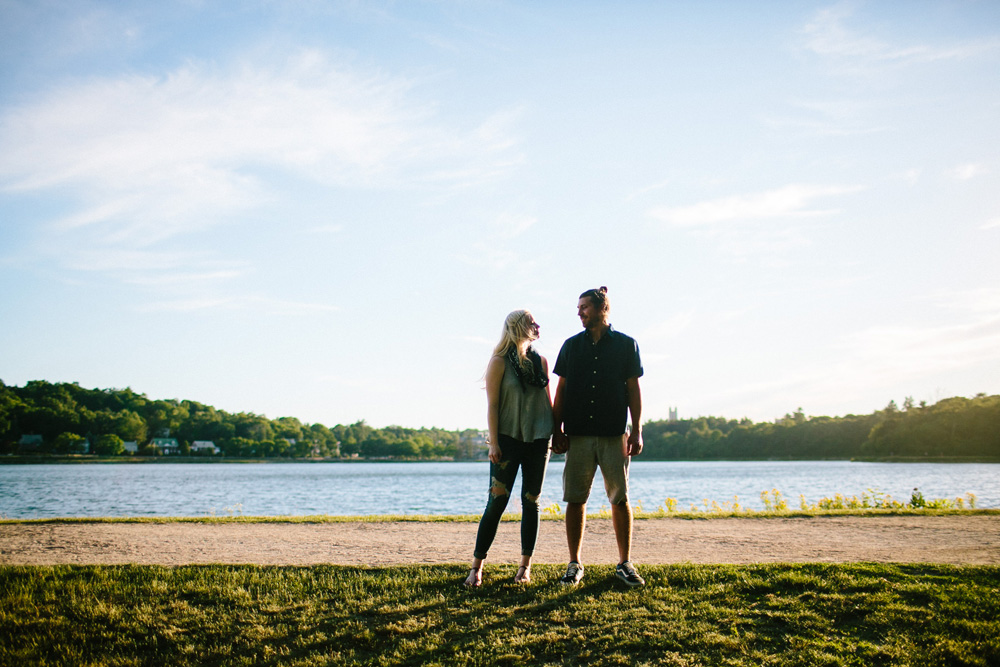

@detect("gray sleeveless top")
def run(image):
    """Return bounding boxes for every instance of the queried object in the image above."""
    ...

[498,355,554,443]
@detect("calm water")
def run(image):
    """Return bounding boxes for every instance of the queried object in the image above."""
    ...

[1,460,998,519]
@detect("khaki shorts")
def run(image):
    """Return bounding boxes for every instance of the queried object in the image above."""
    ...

[562,434,630,505]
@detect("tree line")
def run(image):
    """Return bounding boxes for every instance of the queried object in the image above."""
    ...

[1,380,997,461]
[641,395,1000,460]
[0,380,480,459]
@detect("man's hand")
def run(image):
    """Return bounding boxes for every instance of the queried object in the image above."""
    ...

[626,431,643,457]
[551,432,569,454]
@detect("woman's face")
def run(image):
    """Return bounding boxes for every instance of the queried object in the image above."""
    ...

[523,313,541,341]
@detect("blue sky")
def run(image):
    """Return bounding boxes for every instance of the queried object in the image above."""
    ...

[1,0,998,430]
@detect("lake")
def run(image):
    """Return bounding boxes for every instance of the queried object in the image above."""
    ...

[1,460,998,519]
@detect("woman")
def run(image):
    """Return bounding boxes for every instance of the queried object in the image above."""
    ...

[463,309,554,587]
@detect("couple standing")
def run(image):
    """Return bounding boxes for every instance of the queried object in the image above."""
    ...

[463,286,645,588]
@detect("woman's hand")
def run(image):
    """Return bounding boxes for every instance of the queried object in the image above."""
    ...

[488,441,502,464]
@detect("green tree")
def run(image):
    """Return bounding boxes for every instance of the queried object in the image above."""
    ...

[53,432,88,454]
[93,433,125,456]
[144,400,189,437]
[0,383,24,454]
[275,417,304,442]
[308,423,339,457]
[233,413,274,442]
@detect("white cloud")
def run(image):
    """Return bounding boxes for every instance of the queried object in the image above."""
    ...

[649,184,861,227]
[307,224,345,234]
[900,168,922,185]
[61,248,199,273]
[948,163,986,181]
[456,335,495,349]
[492,212,536,238]
[704,317,1000,421]
[928,287,1000,315]
[801,3,999,67]
[138,295,339,315]
[0,50,521,246]
[456,244,519,270]
[135,298,232,313]
[980,219,1000,231]
[841,288,1000,379]
[124,270,244,287]
[838,318,1000,383]
[640,312,695,342]
[0,49,524,305]
[762,98,890,137]
[711,291,1000,418]
[625,178,673,202]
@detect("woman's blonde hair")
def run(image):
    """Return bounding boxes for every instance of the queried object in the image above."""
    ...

[491,309,535,374]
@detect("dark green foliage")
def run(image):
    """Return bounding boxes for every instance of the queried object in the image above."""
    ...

[2,563,998,666]
[2,380,998,461]
[0,381,463,460]
[865,395,1000,459]
[642,396,999,461]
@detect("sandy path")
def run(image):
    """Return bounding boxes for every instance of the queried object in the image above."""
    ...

[2,516,998,567]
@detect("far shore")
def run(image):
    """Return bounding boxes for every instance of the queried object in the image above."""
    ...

[5,454,1000,465]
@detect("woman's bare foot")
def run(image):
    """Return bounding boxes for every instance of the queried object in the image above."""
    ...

[462,568,483,588]
[514,565,531,584]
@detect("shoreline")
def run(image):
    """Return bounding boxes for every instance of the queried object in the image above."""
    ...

[5,455,1000,464]
[4,508,1000,524]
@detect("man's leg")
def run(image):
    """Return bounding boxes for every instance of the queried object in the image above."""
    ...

[610,500,632,564]
[597,435,642,585]
[565,501,587,563]
[562,436,597,567]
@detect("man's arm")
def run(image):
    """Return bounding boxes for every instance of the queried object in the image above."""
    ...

[625,376,642,456]
[550,376,569,454]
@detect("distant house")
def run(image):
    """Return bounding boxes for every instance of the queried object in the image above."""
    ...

[190,440,219,455]
[123,441,139,454]
[151,438,181,455]
[17,434,44,452]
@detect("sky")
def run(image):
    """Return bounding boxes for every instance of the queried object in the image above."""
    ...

[1,0,999,431]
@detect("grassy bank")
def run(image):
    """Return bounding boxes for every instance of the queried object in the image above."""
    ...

[4,487,996,525]
[3,507,1000,526]
[2,563,998,666]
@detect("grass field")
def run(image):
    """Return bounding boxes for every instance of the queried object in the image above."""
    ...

[2,562,998,666]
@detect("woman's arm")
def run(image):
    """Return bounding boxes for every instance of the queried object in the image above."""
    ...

[550,375,568,454]
[485,355,505,464]
[542,356,561,452]
[541,356,553,408]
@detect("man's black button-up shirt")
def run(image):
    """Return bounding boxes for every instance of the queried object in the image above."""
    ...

[553,326,643,437]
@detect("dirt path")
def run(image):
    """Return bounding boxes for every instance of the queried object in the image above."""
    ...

[2,515,998,567]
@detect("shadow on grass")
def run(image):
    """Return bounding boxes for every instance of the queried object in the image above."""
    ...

[2,563,1000,666]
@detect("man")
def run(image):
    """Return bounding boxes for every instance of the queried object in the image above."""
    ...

[551,286,645,587]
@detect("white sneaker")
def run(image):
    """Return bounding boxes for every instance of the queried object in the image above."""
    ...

[559,561,584,585]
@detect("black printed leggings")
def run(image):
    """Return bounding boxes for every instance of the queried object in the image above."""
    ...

[473,434,550,560]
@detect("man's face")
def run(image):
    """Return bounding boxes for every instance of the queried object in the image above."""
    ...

[577,297,605,330]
